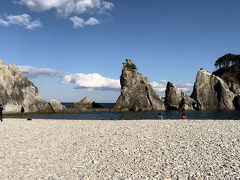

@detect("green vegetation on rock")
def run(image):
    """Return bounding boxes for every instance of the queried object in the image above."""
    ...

[213,53,240,86]
[125,63,137,71]
[124,59,137,71]
[214,53,240,69]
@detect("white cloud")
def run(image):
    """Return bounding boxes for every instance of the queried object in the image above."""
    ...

[62,73,120,91]
[18,65,120,91]
[70,16,85,28]
[99,1,114,14]
[151,81,166,93]
[0,14,42,30]
[70,16,100,28]
[18,0,114,17]
[0,18,8,26]
[85,17,99,25]
[18,65,68,78]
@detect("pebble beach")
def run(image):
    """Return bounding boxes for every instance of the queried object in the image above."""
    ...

[0,118,240,179]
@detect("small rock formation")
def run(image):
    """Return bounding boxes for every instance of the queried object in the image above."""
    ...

[165,82,196,111]
[191,69,235,110]
[49,99,68,113]
[0,60,53,114]
[72,97,102,110]
[113,59,165,111]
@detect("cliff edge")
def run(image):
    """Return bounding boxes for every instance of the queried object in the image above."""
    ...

[191,70,235,110]
[0,60,53,114]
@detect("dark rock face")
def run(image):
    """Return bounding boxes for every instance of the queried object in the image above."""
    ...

[233,95,240,109]
[0,60,53,114]
[165,82,196,111]
[113,59,165,111]
[191,70,235,110]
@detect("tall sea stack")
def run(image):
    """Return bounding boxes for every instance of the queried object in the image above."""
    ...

[191,69,235,110]
[0,60,53,114]
[113,59,165,111]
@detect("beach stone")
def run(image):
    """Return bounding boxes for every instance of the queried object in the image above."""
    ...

[113,59,165,111]
[191,69,235,110]
[0,61,53,114]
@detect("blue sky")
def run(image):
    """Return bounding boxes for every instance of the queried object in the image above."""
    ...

[0,0,240,102]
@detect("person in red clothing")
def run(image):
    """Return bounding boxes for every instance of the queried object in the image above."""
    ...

[181,113,187,120]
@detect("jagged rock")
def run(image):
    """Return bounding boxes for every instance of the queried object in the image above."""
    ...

[233,94,240,109]
[165,82,182,110]
[73,97,102,110]
[191,70,235,110]
[79,97,94,108]
[180,96,197,111]
[165,82,196,111]
[49,99,68,113]
[113,59,165,111]
[0,60,53,114]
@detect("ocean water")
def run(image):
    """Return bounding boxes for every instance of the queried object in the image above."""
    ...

[6,103,240,120]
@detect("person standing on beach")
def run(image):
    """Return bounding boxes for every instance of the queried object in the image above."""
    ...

[181,113,187,120]
[21,106,25,118]
[0,104,4,122]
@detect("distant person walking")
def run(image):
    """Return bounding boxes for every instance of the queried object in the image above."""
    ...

[21,106,25,118]
[0,104,4,122]
[158,113,163,120]
[181,113,188,120]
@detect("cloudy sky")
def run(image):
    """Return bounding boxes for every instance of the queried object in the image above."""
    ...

[1,0,240,102]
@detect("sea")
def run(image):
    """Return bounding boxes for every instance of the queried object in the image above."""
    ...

[6,103,240,120]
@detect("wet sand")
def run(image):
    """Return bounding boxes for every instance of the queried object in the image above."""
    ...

[0,118,240,179]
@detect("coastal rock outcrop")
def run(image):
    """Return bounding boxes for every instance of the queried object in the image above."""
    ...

[165,82,196,111]
[191,69,235,110]
[72,97,102,110]
[113,59,165,111]
[0,60,53,114]
[49,99,68,113]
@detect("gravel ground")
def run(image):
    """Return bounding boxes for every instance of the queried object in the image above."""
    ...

[0,119,240,179]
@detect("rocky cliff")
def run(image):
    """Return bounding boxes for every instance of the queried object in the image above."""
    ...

[213,66,240,95]
[113,59,165,111]
[165,82,196,111]
[0,60,53,114]
[191,69,236,110]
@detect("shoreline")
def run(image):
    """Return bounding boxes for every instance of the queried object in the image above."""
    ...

[0,119,240,179]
